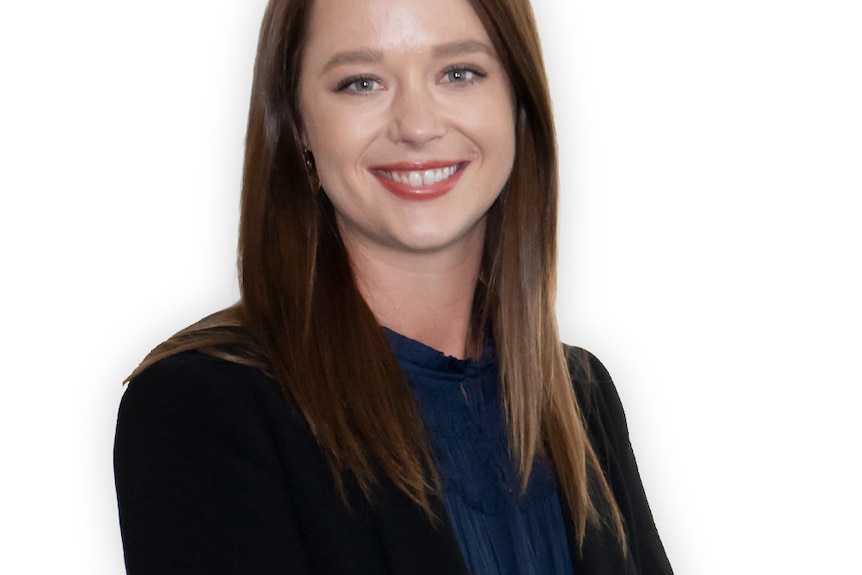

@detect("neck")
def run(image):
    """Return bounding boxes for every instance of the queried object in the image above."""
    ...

[342,230,485,360]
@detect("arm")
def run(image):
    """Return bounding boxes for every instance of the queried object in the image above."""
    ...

[113,352,314,575]
[567,347,673,575]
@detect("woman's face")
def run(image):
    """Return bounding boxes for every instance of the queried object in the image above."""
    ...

[299,0,516,259]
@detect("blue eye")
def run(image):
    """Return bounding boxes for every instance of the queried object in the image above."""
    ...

[336,76,382,93]
[446,69,475,83]
[441,66,486,86]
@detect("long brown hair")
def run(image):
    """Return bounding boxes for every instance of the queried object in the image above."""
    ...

[130,0,625,552]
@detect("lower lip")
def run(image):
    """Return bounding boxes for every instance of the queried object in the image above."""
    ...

[372,166,466,202]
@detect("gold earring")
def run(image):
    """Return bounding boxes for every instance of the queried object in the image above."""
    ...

[303,148,322,192]
[303,148,314,170]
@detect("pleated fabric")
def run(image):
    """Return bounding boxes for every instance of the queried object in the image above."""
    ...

[385,329,573,575]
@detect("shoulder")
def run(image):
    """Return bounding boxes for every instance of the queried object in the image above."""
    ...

[562,345,633,473]
[114,350,317,514]
[114,353,326,573]
[125,349,278,392]
[562,345,612,390]
[563,345,625,428]
[115,351,301,465]
[120,350,285,418]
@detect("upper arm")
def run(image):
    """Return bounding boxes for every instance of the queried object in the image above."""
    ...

[113,353,314,575]
[566,346,674,574]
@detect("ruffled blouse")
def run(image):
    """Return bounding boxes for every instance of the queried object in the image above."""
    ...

[385,329,573,575]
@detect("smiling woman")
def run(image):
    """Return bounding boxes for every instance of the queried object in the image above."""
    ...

[298,0,516,352]
[113,0,673,573]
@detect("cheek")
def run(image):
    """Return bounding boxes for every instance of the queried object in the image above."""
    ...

[482,107,517,170]
[465,91,516,157]
[305,110,376,174]
[301,118,347,185]
[309,125,373,205]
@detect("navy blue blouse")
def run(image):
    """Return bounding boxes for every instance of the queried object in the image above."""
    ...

[385,329,573,575]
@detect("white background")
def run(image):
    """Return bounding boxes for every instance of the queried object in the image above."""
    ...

[1,0,860,573]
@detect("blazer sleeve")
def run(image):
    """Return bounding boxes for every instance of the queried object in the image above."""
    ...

[566,346,673,575]
[113,352,314,575]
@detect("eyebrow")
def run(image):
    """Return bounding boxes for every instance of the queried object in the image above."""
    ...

[321,40,496,74]
[432,40,495,59]
[322,49,384,74]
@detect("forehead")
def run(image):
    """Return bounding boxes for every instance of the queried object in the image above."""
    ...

[303,0,492,57]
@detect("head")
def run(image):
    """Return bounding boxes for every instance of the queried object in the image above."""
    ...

[297,0,517,264]
[239,0,558,320]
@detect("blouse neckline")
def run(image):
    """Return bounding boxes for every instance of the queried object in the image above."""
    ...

[382,327,496,378]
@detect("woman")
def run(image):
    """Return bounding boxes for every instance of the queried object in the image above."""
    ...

[114,0,673,573]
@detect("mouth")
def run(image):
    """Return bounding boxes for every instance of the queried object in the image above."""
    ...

[369,161,468,201]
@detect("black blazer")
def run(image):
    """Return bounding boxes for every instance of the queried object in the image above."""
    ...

[114,347,672,574]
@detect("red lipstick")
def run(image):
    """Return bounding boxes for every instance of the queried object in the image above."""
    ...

[369,161,468,202]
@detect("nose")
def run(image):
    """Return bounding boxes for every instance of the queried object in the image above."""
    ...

[387,80,445,147]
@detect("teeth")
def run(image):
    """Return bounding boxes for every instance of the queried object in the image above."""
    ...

[381,165,459,188]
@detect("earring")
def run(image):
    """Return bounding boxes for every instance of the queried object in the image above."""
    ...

[303,147,315,171]
[303,148,322,192]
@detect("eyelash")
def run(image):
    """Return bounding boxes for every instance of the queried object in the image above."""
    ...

[334,65,487,94]
[335,75,382,93]
[441,66,486,85]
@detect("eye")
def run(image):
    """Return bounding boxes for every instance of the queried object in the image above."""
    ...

[336,76,382,94]
[441,66,485,85]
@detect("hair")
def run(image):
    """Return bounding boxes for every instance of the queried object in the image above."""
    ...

[130,0,626,554]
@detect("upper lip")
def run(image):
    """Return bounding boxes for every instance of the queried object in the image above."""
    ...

[369,160,465,172]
